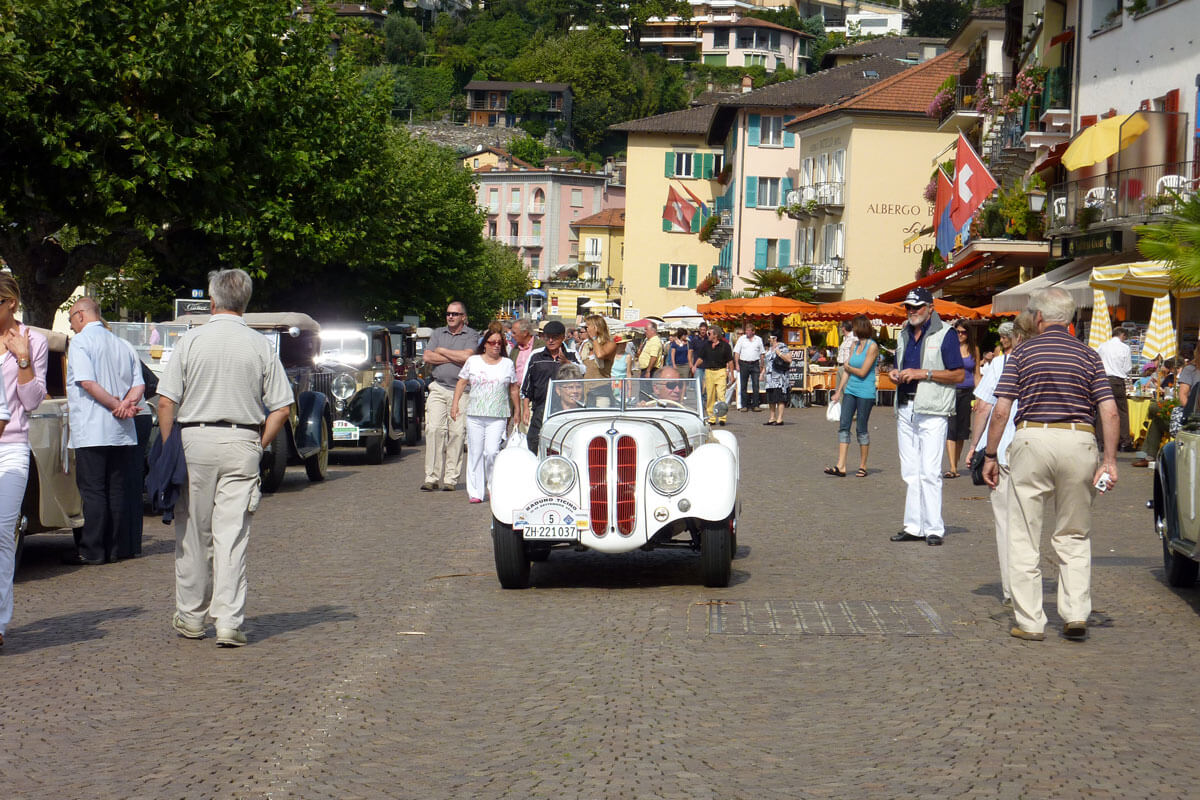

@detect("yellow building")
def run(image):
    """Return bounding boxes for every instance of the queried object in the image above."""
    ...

[783,51,966,302]
[459,146,535,172]
[609,106,726,320]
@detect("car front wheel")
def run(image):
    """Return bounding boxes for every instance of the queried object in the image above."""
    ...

[493,519,531,589]
[304,418,330,482]
[1162,534,1199,587]
[260,435,289,493]
[364,434,385,465]
[700,519,732,588]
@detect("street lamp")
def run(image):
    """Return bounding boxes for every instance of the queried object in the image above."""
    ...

[1027,187,1047,213]
[605,275,614,297]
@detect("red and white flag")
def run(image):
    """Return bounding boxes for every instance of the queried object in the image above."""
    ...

[663,186,696,231]
[949,132,998,229]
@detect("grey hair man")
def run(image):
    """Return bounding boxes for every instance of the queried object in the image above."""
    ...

[157,269,293,647]
[420,301,478,491]
[983,288,1118,642]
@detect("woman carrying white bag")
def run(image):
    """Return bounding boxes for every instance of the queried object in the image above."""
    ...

[451,322,520,504]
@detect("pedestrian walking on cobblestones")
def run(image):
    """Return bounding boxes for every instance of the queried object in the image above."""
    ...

[63,297,145,566]
[0,274,47,649]
[520,320,578,452]
[421,301,478,492]
[827,315,878,478]
[157,269,293,648]
[762,331,791,425]
[451,322,519,504]
[888,288,965,546]
[984,288,1119,642]
[696,326,734,425]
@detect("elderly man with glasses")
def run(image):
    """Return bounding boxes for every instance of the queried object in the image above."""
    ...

[420,302,478,492]
[887,288,965,547]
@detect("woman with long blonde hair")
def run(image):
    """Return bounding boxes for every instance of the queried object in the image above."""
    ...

[0,274,49,648]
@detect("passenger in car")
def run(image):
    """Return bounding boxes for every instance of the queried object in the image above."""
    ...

[550,364,585,412]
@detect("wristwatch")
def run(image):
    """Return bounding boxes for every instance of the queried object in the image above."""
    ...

[17,357,29,369]
[984,452,998,460]
[926,369,933,381]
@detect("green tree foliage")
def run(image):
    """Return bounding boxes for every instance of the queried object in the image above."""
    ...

[599,0,693,50]
[742,268,815,301]
[384,15,426,65]
[905,0,972,37]
[1137,195,1200,285]
[742,7,809,31]
[83,249,176,321]
[462,240,533,328]
[509,136,549,167]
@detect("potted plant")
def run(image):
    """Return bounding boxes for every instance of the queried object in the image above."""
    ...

[698,214,720,243]
[695,274,716,296]
[1077,205,1102,231]
[715,164,733,185]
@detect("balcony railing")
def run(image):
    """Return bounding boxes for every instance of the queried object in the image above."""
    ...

[507,202,522,214]
[519,235,542,248]
[545,278,605,290]
[580,251,601,263]
[1047,160,1197,233]
[467,99,507,111]
[792,260,847,290]
[783,182,844,217]
[528,202,546,215]
[1041,65,1071,111]
[939,75,1012,127]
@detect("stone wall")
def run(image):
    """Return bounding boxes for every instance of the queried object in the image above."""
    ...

[407,122,521,155]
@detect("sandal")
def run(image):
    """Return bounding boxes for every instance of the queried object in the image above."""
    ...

[855,468,868,478]
[943,471,959,479]
[823,466,847,477]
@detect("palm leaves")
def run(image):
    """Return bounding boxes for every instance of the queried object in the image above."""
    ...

[741,268,815,300]
[1137,193,1200,288]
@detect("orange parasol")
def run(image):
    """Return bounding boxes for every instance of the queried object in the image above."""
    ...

[972,303,1018,318]
[698,296,818,320]
[932,299,983,320]
[804,299,908,323]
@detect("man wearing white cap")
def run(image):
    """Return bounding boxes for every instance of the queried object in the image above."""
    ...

[887,288,965,546]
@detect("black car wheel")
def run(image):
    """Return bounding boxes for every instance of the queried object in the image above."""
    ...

[1162,534,1199,587]
[304,418,330,482]
[260,434,290,493]
[700,519,732,588]
[493,519,531,589]
[405,400,422,445]
[364,434,385,465]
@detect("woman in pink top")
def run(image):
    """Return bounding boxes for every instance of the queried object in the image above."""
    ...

[0,274,49,648]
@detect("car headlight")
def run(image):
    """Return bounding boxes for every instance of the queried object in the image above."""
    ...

[332,373,356,401]
[536,456,576,496]
[649,456,688,495]
[372,371,385,386]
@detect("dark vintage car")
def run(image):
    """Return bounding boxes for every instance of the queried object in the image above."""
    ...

[374,321,428,445]
[177,312,335,492]
[1153,426,1200,587]
[317,323,410,463]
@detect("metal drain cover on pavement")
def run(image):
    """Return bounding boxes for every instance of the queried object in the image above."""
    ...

[705,600,951,636]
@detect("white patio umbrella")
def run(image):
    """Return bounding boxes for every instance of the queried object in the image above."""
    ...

[1087,289,1112,350]
[1141,293,1178,360]
[581,298,619,309]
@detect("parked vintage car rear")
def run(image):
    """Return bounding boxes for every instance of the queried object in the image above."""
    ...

[1153,427,1200,587]
[373,320,428,445]
[177,312,334,492]
[489,377,739,589]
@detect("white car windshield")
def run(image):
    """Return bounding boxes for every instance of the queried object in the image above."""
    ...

[319,331,370,365]
[545,377,703,418]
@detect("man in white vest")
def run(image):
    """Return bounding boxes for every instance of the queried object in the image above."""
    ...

[887,288,965,546]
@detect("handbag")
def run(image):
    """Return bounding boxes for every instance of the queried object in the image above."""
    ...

[825,400,840,422]
[969,449,987,486]
[770,350,789,374]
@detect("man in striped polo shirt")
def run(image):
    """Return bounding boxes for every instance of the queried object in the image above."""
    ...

[982,288,1118,642]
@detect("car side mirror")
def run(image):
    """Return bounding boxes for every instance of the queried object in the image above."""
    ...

[287,326,301,338]
[712,401,729,418]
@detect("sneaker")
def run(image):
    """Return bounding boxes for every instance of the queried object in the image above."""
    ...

[216,628,247,647]
[172,613,205,640]
[420,481,437,491]
[1009,626,1045,641]
[1062,621,1088,640]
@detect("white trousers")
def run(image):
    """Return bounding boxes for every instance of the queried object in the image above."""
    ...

[0,442,30,636]
[1006,428,1097,633]
[896,404,948,538]
[465,416,507,501]
[175,428,261,631]
[989,464,1013,602]
[424,382,467,487]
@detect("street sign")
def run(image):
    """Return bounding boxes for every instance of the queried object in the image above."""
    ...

[174,298,211,318]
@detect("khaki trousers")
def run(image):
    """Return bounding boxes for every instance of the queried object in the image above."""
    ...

[989,463,1012,603]
[175,427,261,631]
[704,368,728,423]
[1006,428,1098,633]
[424,382,467,486]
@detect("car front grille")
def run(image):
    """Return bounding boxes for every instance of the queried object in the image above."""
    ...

[587,434,637,537]
[588,436,608,536]
[616,435,637,535]
[309,370,333,398]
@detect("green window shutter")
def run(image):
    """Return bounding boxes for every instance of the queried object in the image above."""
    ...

[745,175,757,208]
[659,263,670,287]
[691,211,701,233]
[778,238,790,268]
[688,264,698,288]
[731,124,738,151]
[754,238,769,270]
[784,116,796,147]
[662,207,672,231]
[748,114,761,147]
[702,153,714,179]
[781,176,793,200]
[664,151,674,177]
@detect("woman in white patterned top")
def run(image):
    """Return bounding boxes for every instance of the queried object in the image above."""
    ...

[452,322,519,503]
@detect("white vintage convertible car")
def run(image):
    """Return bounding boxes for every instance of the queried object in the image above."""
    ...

[489,377,740,589]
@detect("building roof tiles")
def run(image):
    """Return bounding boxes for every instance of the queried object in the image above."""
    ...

[572,208,626,229]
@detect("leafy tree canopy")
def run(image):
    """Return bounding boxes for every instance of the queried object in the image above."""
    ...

[905,0,972,37]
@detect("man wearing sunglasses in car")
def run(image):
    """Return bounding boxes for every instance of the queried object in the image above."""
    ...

[638,367,686,406]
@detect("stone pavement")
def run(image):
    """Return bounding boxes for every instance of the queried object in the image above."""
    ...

[3,404,1198,799]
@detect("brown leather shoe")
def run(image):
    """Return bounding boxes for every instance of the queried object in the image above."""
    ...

[1062,621,1088,640]
[1131,458,1150,468]
[1010,626,1045,641]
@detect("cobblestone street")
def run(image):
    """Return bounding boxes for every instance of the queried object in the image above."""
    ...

[3,404,1197,799]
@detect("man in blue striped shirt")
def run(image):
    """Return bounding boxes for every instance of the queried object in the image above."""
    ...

[983,288,1118,642]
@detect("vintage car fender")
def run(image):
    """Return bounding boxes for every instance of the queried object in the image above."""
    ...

[490,446,547,524]
[294,390,330,457]
[710,429,740,479]
[390,380,408,432]
[404,377,427,410]
[345,385,388,432]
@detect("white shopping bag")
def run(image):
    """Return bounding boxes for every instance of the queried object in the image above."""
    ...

[825,401,840,422]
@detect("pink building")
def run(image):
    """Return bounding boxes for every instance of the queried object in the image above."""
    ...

[467,156,625,281]
[700,18,813,74]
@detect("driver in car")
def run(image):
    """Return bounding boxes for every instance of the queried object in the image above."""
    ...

[640,367,685,406]
[551,364,586,412]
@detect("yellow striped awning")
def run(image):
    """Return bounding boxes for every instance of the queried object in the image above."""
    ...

[1141,293,1178,360]
[1089,260,1200,299]
[1087,289,1112,350]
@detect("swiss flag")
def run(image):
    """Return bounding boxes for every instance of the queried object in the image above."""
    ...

[663,186,696,232]
[949,133,998,230]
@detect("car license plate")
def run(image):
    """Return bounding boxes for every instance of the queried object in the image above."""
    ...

[513,498,587,541]
[332,420,359,442]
